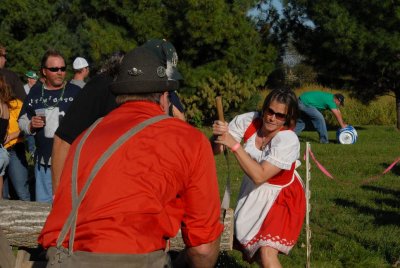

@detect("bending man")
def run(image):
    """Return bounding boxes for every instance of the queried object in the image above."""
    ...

[294,91,347,143]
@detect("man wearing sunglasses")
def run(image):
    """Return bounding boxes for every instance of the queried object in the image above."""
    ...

[18,49,81,203]
[0,44,26,101]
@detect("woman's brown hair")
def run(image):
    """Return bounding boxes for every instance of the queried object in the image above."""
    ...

[261,88,299,129]
[0,75,13,104]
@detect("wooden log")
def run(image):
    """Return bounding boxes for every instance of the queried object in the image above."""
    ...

[0,200,51,248]
[0,200,233,251]
[0,229,15,268]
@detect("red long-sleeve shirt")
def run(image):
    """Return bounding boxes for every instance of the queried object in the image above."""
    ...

[39,101,223,253]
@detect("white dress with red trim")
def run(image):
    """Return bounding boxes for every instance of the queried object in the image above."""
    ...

[229,112,306,259]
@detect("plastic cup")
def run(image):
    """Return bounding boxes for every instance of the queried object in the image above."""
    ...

[35,108,46,124]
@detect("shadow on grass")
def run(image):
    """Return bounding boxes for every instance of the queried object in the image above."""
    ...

[361,185,400,198]
[215,251,245,267]
[331,195,400,266]
[333,198,400,226]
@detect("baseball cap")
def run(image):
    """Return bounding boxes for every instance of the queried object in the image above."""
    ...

[73,57,89,70]
[25,70,38,80]
[334,93,345,106]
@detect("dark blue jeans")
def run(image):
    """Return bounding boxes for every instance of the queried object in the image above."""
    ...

[2,142,31,201]
[294,100,329,143]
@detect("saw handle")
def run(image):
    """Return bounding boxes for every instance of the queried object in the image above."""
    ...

[215,96,225,122]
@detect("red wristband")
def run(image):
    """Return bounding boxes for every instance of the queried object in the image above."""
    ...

[231,143,241,152]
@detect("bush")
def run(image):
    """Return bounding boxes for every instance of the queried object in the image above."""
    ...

[181,82,396,128]
[182,72,263,127]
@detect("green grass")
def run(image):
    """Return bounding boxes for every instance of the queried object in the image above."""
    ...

[206,125,400,267]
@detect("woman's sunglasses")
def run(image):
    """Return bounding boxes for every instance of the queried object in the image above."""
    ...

[264,108,287,121]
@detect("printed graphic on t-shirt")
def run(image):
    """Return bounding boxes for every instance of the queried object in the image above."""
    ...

[29,95,75,106]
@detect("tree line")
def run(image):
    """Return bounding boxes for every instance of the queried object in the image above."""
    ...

[2,0,400,127]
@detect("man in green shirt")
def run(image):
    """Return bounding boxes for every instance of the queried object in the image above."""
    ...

[294,91,347,143]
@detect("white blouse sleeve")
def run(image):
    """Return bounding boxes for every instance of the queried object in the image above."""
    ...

[228,112,259,143]
[264,130,300,170]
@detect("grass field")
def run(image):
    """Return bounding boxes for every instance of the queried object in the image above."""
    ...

[207,125,400,267]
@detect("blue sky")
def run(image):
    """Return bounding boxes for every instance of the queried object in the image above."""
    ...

[272,0,283,15]
[249,1,315,28]
[248,0,284,18]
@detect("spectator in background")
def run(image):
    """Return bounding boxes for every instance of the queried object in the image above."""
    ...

[0,75,11,199]
[23,70,39,158]
[18,49,81,203]
[3,83,31,201]
[70,57,89,88]
[294,91,347,143]
[23,70,39,95]
[0,44,26,101]
[51,51,124,192]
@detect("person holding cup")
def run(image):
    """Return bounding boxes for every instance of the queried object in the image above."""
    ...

[18,49,81,203]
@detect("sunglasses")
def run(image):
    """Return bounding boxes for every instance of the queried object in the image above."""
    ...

[45,66,66,72]
[265,108,287,121]
[0,54,6,59]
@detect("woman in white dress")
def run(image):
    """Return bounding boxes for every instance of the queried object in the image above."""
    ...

[212,89,306,267]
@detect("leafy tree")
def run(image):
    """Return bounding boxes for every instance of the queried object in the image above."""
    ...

[165,0,278,124]
[284,0,400,128]
[1,0,280,125]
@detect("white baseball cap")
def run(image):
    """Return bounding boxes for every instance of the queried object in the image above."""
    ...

[73,57,89,70]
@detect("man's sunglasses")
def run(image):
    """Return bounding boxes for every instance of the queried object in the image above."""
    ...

[264,108,287,121]
[45,66,66,72]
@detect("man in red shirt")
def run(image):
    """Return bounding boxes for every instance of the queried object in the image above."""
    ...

[39,40,223,267]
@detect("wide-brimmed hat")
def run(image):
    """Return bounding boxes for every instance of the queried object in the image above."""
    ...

[109,39,183,94]
[25,70,38,80]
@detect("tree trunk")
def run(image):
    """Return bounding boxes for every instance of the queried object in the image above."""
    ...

[0,200,233,251]
[396,90,400,130]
